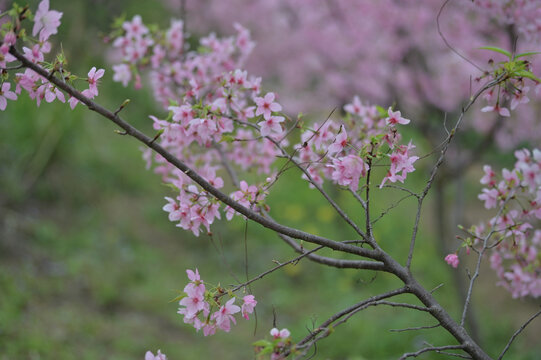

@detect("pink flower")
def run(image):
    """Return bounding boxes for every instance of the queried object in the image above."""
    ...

[379,143,419,188]
[203,322,216,336]
[510,87,530,110]
[112,64,132,87]
[270,327,291,340]
[145,350,167,360]
[344,96,365,116]
[386,107,410,125]
[328,155,368,191]
[258,115,284,136]
[179,284,206,318]
[123,15,149,39]
[87,67,105,96]
[445,254,459,268]
[1,31,16,55]
[480,165,496,186]
[241,295,257,320]
[163,197,183,221]
[211,298,240,332]
[0,83,18,111]
[169,105,195,124]
[68,88,93,110]
[186,268,201,282]
[478,188,499,209]
[22,44,45,63]
[481,104,510,117]
[43,83,65,103]
[328,127,348,155]
[32,0,63,42]
[255,92,282,120]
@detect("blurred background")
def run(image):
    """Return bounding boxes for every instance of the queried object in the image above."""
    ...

[1,0,540,359]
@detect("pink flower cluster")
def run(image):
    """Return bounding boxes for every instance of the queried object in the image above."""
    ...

[480,61,539,118]
[110,16,287,236]
[295,98,418,192]
[0,0,105,111]
[181,0,541,150]
[474,0,541,42]
[456,149,541,298]
[177,269,257,335]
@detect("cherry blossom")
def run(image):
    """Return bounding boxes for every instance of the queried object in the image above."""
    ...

[386,108,411,126]
[328,127,348,155]
[255,92,282,120]
[211,298,241,332]
[457,148,541,298]
[241,295,257,320]
[481,104,510,117]
[32,0,63,42]
[445,254,459,268]
[329,154,368,192]
[87,67,105,96]
[145,350,167,360]
[344,96,365,116]
[258,115,284,137]
[112,64,132,86]
[176,269,256,335]
[0,83,18,111]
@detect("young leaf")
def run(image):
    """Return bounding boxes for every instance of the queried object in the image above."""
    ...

[253,340,272,347]
[515,70,541,83]
[514,51,541,59]
[479,46,512,59]
[169,293,186,303]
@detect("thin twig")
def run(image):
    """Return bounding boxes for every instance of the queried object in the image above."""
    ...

[390,323,440,332]
[293,288,409,353]
[436,0,483,72]
[461,194,513,326]
[497,308,541,360]
[400,345,465,360]
[226,245,326,295]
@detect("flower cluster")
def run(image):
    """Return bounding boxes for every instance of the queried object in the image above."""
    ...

[451,149,541,298]
[177,269,257,336]
[479,51,541,118]
[112,15,419,236]
[253,327,292,360]
[0,1,105,111]
[294,98,418,192]
[182,0,541,150]
[109,16,285,236]
[474,0,541,42]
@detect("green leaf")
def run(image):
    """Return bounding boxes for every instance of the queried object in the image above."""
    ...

[514,51,541,59]
[253,340,272,347]
[375,105,388,117]
[258,347,274,356]
[169,293,186,303]
[219,135,235,144]
[162,182,180,192]
[197,46,211,54]
[479,46,512,59]
[515,70,541,82]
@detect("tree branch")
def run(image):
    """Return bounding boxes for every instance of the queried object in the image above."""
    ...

[9,46,379,260]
